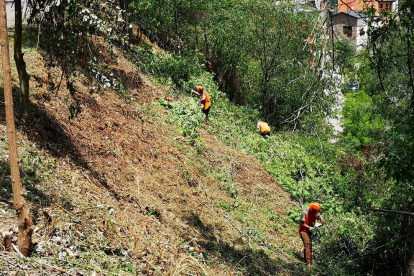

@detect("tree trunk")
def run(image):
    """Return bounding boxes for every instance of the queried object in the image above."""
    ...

[407,224,414,276]
[262,71,269,115]
[366,208,414,276]
[0,0,33,256]
[204,29,208,59]
[14,0,31,120]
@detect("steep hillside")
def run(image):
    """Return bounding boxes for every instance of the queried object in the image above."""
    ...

[0,36,311,275]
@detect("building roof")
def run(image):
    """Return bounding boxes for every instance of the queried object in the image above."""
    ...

[332,9,370,19]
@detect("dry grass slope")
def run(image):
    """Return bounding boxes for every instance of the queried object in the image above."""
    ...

[0,34,308,275]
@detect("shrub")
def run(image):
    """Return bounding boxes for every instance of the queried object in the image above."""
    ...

[342,90,386,149]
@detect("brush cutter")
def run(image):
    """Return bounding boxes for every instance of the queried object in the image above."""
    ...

[310,223,322,242]
[310,223,323,265]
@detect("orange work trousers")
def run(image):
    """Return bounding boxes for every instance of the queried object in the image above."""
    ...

[300,231,312,264]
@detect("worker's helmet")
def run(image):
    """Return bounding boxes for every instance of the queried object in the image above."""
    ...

[309,202,321,212]
[197,86,204,92]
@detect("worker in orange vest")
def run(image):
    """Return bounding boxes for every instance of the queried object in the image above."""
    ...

[257,121,271,139]
[299,202,324,268]
[192,86,211,125]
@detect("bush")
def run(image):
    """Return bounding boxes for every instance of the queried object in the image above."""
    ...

[334,41,355,71]
[342,90,386,149]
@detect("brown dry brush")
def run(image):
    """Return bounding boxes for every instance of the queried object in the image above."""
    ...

[0,32,303,274]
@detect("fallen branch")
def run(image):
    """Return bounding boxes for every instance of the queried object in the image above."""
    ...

[365,208,414,216]
[188,255,210,276]
[143,257,164,276]
[11,243,25,258]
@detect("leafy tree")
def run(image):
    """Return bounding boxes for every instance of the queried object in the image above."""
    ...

[340,1,414,274]
[334,41,355,71]
[27,0,130,118]
[342,90,386,148]
[126,0,335,128]
[360,0,414,183]
[247,1,309,118]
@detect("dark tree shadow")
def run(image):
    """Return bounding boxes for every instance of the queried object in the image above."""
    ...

[0,88,74,218]
[183,212,305,276]
[0,159,71,223]
[0,87,124,209]
[27,102,123,202]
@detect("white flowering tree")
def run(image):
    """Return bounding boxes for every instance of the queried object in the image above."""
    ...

[28,0,130,117]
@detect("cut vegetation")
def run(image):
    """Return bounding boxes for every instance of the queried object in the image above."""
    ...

[1,31,308,276]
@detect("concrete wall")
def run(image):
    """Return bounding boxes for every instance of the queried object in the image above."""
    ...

[356,24,368,52]
[6,0,30,28]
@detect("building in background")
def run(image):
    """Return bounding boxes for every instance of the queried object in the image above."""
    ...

[331,9,382,53]
[5,0,30,28]
[337,0,396,14]
[311,0,397,14]
[309,0,393,53]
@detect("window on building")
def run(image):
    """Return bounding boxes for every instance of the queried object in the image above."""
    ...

[379,3,383,9]
[343,26,352,37]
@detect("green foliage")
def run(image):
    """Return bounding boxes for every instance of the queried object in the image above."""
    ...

[131,46,205,89]
[32,0,128,72]
[242,2,318,121]
[158,97,204,137]
[323,2,414,274]
[333,41,355,71]
[342,90,386,148]
[145,206,161,218]
[222,183,238,198]
[149,35,412,274]
[127,0,332,127]
[285,208,300,224]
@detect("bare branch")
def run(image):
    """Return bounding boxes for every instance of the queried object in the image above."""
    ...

[365,208,414,216]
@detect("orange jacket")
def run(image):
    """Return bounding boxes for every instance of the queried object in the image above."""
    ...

[258,121,271,133]
[298,209,322,233]
[200,91,211,110]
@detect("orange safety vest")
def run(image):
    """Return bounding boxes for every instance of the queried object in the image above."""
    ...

[258,121,271,133]
[200,91,211,110]
[298,209,318,233]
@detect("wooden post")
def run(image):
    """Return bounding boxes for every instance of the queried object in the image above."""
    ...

[0,0,33,256]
